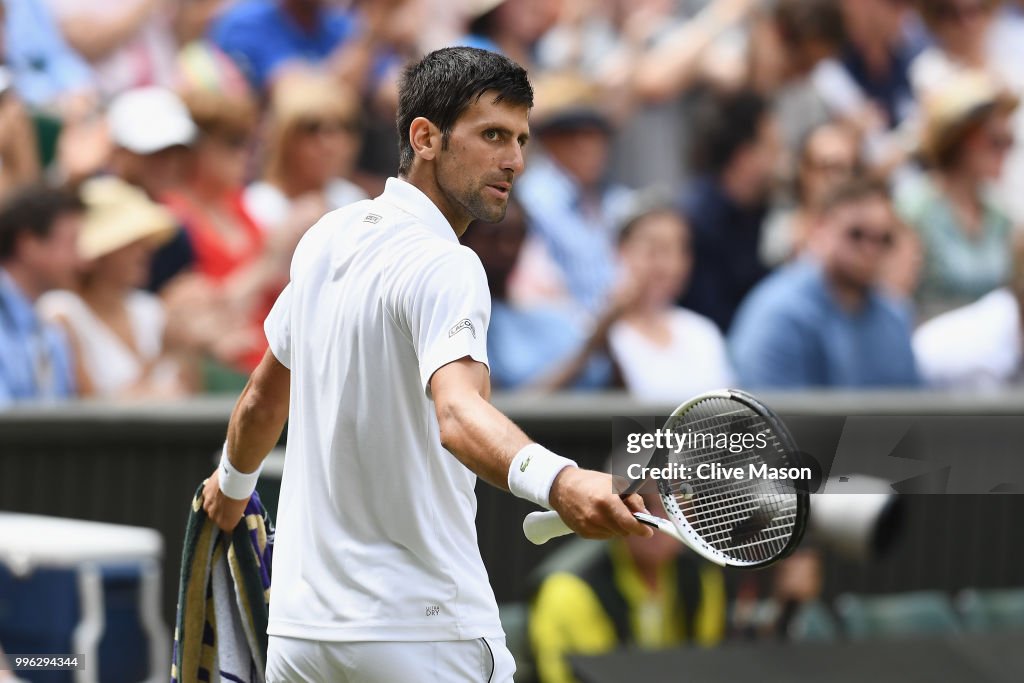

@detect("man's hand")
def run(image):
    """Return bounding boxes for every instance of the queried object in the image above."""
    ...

[202,470,249,533]
[548,468,654,540]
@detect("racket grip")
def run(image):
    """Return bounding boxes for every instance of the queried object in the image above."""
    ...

[523,510,573,545]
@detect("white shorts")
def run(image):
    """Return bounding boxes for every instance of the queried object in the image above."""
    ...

[265,635,516,683]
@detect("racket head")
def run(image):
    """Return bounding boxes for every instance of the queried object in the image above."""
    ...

[654,389,809,569]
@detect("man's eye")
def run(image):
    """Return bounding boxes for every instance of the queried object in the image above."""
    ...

[484,130,499,140]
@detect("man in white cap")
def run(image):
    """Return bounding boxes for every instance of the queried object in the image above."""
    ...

[106,86,197,290]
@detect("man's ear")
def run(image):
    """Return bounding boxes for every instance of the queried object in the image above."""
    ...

[409,116,441,163]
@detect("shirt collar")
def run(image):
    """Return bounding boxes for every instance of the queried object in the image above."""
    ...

[378,177,459,245]
[0,267,39,333]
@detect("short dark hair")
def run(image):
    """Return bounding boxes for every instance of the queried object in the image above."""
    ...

[0,184,84,262]
[773,0,846,49]
[689,87,771,176]
[819,175,890,216]
[396,47,533,176]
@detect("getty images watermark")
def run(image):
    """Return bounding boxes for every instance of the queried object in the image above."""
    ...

[625,428,814,483]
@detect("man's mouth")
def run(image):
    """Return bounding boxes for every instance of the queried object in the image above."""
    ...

[487,182,511,198]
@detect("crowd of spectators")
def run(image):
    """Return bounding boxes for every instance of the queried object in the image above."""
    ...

[1,0,1023,406]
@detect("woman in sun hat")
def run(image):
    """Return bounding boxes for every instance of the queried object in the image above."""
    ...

[40,176,196,398]
[894,70,1019,320]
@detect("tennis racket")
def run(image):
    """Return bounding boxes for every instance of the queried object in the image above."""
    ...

[523,389,809,569]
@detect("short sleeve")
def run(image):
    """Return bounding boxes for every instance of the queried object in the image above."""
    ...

[404,247,491,396]
[264,283,293,369]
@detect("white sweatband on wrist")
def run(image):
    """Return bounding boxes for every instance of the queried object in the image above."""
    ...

[508,444,578,509]
[218,443,262,500]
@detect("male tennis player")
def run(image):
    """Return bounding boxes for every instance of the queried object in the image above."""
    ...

[201,47,652,682]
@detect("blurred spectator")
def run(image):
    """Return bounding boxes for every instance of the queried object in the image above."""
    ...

[895,71,1017,319]
[39,177,193,399]
[678,88,779,333]
[609,196,734,401]
[210,0,413,95]
[461,0,560,69]
[813,0,922,133]
[911,0,1024,224]
[461,199,617,391]
[913,237,1024,390]
[164,76,284,373]
[45,0,178,98]
[729,177,920,389]
[105,86,196,290]
[0,69,41,194]
[1,0,94,111]
[515,73,633,313]
[244,70,367,233]
[529,487,727,683]
[761,121,862,267]
[0,185,83,405]
[176,0,232,46]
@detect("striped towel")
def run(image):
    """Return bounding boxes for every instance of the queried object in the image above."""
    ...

[171,485,274,683]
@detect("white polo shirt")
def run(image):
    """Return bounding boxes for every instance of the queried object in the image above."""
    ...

[263,177,502,642]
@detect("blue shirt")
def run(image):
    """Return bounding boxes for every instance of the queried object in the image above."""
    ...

[0,269,76,405]
[728,260,920,389]
[488,301,612,390]
[210,0,357,89]
[3,0,94,107]
[516,156,633,313]
[839,41,919,129]
[678,176,769,333]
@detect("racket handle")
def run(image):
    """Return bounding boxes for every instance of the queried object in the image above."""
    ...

[523,510,573,545]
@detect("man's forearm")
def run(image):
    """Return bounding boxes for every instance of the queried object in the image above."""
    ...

[225,364,290,473]
[437,392,531,491]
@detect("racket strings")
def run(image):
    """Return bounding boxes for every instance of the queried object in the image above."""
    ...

[659,397,802,565]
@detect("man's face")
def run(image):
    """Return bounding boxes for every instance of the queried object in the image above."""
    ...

[21,212,83,293]
[434,93,530,225]
[115,146,188,198]
[822,197,896,290]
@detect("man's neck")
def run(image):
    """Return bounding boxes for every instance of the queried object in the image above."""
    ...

[718,165,762,209]
[1,263,42,302]
[400,170,470,237]
[824,264,869,312]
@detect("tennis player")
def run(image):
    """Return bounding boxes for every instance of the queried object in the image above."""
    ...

[201,47,652,682]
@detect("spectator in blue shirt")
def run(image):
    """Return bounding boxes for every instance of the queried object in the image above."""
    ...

[679,88,781,333]
[210,0,357,91]
[516,73,633,314]
[461,199,618,391]
[1,0,94,110]
[0,185,83,405]
[729,177,920,389]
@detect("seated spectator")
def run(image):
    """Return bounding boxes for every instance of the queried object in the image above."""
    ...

[610,196,734,402]
[39,177,193,399]
[164,73,287,373]
[729,177,920,389]
[460,0,559,70]
[1,0,94,111]
[0,185,83,405]
[914,238,1024,390]
[911,0,1024,225]
[515,73,633,313]
[105,86,196,290]
[0,70,41,195]
[45,0,178,98]
[679,88,780,333]
[529,485,727,683]
[896,71,1017,319]
[210,0,410,94]
[244,70,367,234]
[762,121,861,266]
[461,199,616,391]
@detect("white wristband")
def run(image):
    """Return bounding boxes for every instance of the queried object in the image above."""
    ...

[218,443,262,501]
[508,444,578,509]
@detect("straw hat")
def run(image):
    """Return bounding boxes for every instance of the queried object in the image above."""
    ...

[78,177,177,261]
[530,72,612,136]
[919,71,1020,165]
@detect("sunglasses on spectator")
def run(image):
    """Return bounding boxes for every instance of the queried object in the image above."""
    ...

[804,158,856,176]
[933,0,992,23]
[844,225,895,249]
[296,118,360,137]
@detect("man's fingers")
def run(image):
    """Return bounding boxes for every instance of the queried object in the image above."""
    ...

[612,498,653,537]
[621,493,648,514]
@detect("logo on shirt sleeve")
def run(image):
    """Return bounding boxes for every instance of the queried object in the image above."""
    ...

[448,318,476,339]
